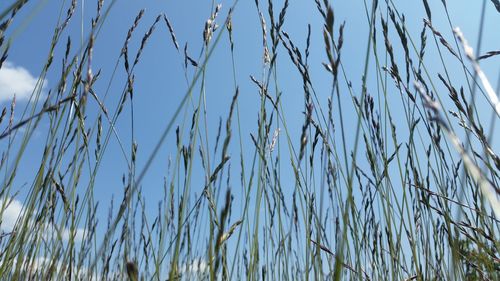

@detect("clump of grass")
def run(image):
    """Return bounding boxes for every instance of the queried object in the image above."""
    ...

[0,0,499,280]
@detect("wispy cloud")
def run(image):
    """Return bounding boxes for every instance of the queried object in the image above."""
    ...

[0,198,84,243]
[0,61,47,103]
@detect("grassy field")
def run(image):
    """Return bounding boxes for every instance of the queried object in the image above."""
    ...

[0,0,499,280]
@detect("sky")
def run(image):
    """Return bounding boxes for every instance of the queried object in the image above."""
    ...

[0,0,499,275]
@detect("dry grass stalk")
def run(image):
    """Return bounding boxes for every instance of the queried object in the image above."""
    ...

[415,82,500,219]
[454,27,500,117]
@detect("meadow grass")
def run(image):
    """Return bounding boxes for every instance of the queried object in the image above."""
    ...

[0,0,499,280]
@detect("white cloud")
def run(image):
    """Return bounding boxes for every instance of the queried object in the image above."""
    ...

[0,198,84,243]
[179,258,209,277]
[0,198,23,231]
[60,225,85,243]
[5,256,91,280]
[0,61,48,103]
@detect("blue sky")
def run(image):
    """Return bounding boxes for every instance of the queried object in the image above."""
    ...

[0,0,499,274]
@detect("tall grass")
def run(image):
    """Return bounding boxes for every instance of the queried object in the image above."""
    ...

[0,0,499,280]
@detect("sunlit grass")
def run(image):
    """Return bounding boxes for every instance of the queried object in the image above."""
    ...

[0,0,498,280]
